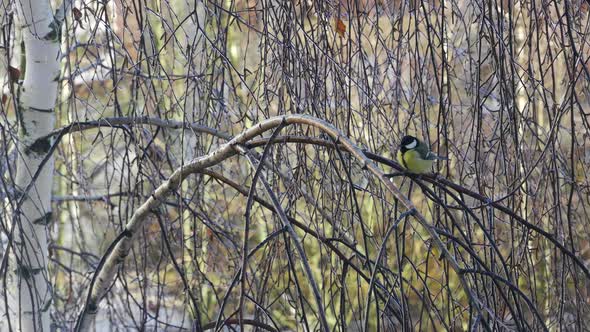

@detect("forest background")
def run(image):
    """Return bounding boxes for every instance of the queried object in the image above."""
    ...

[1,0,590,330]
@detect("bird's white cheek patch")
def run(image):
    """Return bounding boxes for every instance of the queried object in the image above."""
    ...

[405,141,417,149]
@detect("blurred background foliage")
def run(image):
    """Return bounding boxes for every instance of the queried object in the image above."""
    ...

[1,0,590,330]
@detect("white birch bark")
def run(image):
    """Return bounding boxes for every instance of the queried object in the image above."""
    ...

[0,0,13,96]
[8,0,64,330]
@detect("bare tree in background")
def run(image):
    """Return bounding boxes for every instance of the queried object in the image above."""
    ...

[1,0,589,331]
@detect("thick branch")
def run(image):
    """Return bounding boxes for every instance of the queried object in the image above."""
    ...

[74,114,483,330]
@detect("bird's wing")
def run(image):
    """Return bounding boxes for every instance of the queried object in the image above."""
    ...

[416,142,449,160]
[415,143,431,159]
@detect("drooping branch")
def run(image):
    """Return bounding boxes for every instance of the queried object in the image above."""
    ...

[74,114,485,330]
[200,168,404,324]
[363,208,416,332]
[240,143,330,331]
[39,116,232,142]
[34,117,590,281]
[367,152,590,280]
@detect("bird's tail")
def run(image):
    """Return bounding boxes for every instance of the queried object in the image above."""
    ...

[426,152,449,160]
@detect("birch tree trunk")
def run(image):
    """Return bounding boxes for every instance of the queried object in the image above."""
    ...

[9,0,63,330]
[0,0,11,97]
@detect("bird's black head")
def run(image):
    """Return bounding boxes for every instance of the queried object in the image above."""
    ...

[400,135,419,153]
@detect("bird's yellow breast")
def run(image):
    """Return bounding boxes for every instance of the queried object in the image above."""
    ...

[397,150,434,174]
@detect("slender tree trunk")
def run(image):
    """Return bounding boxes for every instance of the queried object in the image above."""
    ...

[177,0,208,322]
[0,0,12,97]
[10,0,62,330]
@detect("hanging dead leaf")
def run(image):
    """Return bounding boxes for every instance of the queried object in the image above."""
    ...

[336,18,346,38]
[8,66,20,82]
[73,8,84,28]
[73,7,82,20]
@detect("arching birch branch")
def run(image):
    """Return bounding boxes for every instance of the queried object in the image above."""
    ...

[74,114,484,330]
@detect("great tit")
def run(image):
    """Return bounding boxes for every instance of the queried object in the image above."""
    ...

[397,135,447,174]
